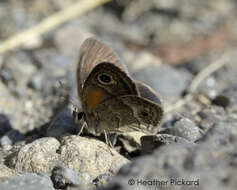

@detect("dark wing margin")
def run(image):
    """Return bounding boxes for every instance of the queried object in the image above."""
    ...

[135,80,162,105]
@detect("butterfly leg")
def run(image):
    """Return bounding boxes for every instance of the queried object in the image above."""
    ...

[104,130,113,147]
[72,109,86,135]
[78,121,87,136]
[104,130,114,156]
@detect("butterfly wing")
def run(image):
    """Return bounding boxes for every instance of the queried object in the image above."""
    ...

[135,80,162,105]
[92,95,163,135]
[77,37,128,101]
[82,62,139,113]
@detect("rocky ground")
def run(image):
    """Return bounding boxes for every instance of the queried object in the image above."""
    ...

[0,0,237,189]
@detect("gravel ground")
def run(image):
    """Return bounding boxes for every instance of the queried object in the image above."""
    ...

[0,0,237,189]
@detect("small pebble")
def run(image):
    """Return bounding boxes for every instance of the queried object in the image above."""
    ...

[0,173,54,190]
[212,95,230,108]
[51,165,81,189]
[160,118,202,142]
[141,134,194,154]
[0,129,25,147]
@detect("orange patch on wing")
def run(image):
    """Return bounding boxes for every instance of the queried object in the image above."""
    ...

[86,89,104,110]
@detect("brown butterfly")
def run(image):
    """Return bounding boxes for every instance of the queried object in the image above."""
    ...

[76,37,163,137]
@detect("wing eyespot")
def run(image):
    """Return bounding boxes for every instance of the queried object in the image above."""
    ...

[97,73,116,85]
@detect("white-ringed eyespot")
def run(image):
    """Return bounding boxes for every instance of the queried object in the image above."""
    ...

[97,73,116,85]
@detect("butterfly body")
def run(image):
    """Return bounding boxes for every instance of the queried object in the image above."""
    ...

[77,37,163,136]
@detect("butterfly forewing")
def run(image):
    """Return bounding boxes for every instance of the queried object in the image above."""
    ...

[77,37,128,100]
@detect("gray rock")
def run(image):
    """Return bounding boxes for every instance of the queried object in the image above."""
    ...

[27,71,44,91]
[93,173,113,187]
[0,129,25,146]
[0,165,15,181]
[28,69,66,96]
[160,118,202,142]
[1,52,37,91]
[141,134,194,154]
[29,49,74,96]
[212,95,230,108]
[131,65,192,101]
[121,0,234,42]
[51,165,80,189]
[0,173,54,190]
[8,136,129,185]
[215,85,237,111]
[0,148,4,165]
[197,121,237,149]
[197,106,228,132]
[103,141,237,190]
[46,108,78,137]
[0,61,56,133]
[9,137,61,174]
[205,62,237,97]
[33,49,73,72]
[188,60,237,99]
[59,136,129,184]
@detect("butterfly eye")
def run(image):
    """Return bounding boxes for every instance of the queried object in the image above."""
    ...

[97,73,115,85]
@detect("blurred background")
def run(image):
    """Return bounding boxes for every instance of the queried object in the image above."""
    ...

[0,0,236,134]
